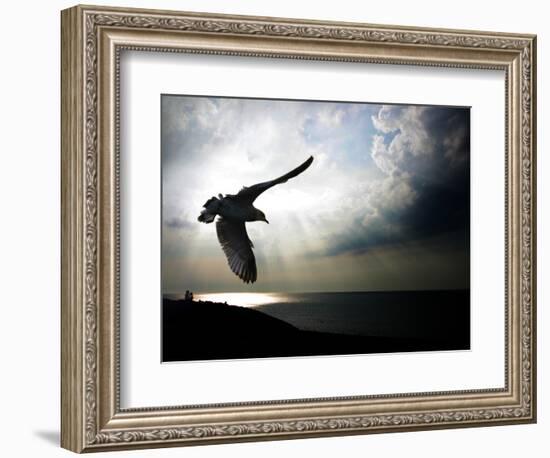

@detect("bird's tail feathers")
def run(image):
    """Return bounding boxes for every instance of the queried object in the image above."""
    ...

[198,196,220,224]
[198,210,216,223]
[203,196,219,208]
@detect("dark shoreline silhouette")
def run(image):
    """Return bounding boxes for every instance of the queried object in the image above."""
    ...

[162,297,469,362]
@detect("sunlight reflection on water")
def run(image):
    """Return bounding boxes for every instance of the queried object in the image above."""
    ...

[194,292,290,308]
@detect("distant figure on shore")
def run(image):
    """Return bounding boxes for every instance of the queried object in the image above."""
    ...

[198,156,314,284]
[184,290,194,302]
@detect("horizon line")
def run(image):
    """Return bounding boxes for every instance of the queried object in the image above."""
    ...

[164,288,470,296]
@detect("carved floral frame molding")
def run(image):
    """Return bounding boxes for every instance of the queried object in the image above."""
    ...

[61,4,536,453]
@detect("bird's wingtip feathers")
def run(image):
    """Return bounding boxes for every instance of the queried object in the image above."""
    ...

[301,155,314,171]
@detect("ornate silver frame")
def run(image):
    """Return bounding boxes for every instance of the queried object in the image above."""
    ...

[61,4,537,453]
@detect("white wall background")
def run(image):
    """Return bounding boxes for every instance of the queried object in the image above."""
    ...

[0,0,546,456]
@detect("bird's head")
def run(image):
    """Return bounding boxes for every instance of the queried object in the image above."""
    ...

[254,209,269,224]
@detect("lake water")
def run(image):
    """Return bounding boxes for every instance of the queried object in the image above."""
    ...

[190,290,470,342]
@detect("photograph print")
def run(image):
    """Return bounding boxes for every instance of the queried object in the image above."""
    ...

[161,94,470,362]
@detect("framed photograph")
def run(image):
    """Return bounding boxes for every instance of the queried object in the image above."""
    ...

[61,4,537,453]
[160,95,472,363]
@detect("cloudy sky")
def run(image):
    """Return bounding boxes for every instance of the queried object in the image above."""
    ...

[161,95,470,294]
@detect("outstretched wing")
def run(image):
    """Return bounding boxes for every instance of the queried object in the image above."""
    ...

[216,218,257,284]
[233,156,313,205]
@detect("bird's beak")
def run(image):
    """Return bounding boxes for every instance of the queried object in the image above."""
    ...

[264,219,269,224]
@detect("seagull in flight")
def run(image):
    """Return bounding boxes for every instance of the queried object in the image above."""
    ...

[198,156,314,284]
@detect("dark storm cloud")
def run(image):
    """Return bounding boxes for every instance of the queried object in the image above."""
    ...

[326,105,470,256]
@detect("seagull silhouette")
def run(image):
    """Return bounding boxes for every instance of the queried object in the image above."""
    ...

[198,156,314,283]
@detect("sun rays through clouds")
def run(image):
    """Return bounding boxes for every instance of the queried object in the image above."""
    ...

[162,95,469,293]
